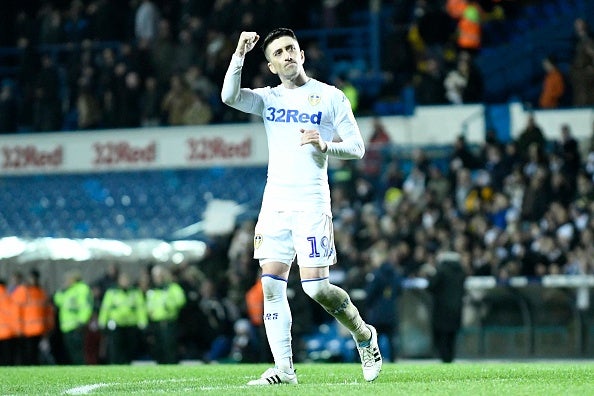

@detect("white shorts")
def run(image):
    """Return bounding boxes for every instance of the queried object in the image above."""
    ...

[253,210,337,267]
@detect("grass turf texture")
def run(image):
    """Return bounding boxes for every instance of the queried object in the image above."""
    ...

[1,362,594,395]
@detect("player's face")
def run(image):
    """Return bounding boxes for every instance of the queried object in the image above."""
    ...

[265,36,304,79]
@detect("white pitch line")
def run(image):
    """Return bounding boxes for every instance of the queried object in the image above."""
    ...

[63,383,109,395]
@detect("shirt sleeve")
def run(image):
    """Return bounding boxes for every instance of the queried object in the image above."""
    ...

[325,90,365,159]
[221,54,264,116]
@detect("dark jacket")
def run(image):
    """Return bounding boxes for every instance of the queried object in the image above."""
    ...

[427,257,466,332]
[365,262,402,327]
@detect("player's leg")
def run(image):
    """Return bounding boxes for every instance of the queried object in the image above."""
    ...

[248,211,297,385]
[296,213,382,381]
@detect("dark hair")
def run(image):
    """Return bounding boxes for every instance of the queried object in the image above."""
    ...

[261,28,298,53]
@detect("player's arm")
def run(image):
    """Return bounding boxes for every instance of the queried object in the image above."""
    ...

[221,32,263,114]
[316,90,365,159]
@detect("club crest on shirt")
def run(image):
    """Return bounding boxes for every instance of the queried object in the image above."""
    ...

[254,234,263,249]
[308,94,321,106]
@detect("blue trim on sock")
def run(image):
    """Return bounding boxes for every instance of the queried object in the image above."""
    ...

[261,274,288,282]
[301,277,329,283]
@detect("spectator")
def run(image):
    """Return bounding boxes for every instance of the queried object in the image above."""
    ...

[0,80,18,133]
[32,55,62,132]
[38,7,65,45]
[98,272,147,364]
[182,93,213,125]
[569,18,594,107]
[150,19,176,86]
[363,117,392,178]
[334,74,359,113]
[53,270,93,365]
[140,76,162,127]
[425,251,466,363]
[364,239,403,362]
[174,29,200,72]
[161,73,195,126]
[75,79,102,130]
[556,124,582,180]
[444,52,483,104]
[135,0,160,47]
[145,265,185,364]
[0,278,19,366]
[413,57,447,105]
[538,55,565,109]
[11,270,54,365]
[62,0,90,44]
[515,114,546,161]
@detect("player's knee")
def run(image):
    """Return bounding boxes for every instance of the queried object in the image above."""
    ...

[301,277,331,302]
[261,274,287,302]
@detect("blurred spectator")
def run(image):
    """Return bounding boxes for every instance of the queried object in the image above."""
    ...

[0,81,18,133]
[425,251,466,363]
[569,18,594,107]
[304,41,331,81]
[118,71,143,128]
[515,114,546,161]
[140,76,162,127]
[444,52,483,104]
[243,276,265,362]
[145,265,185,364]
[521,166,551,223]
[334,74,359,113]
[538,55,565,109]
[11,270,54,365]
[98,272,147,364]
[38,6,65,45]
[93,263,119,301]
[0,278,18,366]
[161,73,195,126]
[363,117,392,178]
[87,0,127,42]
[32,55,62,132]
[182,93,213,125]
[176,264,208,360]
[135,0,161,47]
[63,1,90,44]
[150,19,176,86]
[174,29,200,72]
[198,278,239,362]
[76,79,102,130]
[450,135,481,190]
[364,239,403,362]
[413,57,447,105]
[556,123,582,180]
[53,270,93,365]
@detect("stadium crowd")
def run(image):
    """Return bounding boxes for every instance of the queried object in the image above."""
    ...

[1,0,594,365]
[0,0,593,134]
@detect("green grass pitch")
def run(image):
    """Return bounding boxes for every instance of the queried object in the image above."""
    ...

[1,362,594,395]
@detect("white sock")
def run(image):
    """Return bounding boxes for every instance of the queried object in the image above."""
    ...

[261,275,293,373]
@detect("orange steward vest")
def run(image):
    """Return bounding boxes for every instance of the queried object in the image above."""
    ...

[0,285,18,340]
[11,285,54,337]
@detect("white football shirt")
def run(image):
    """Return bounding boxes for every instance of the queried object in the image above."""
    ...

[222,55,365,215]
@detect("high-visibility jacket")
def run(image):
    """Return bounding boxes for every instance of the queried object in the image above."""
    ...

[11,284,54,337]
[447,0,467,18]
[146,283,185,322]
[53,281,93,333]
[98,287,148,329]
[245,278,263,326]
[0,285,19,340]
[457,4,482,50]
